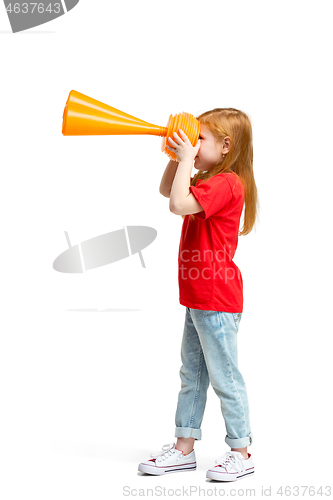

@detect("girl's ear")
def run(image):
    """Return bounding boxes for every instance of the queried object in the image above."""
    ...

[222,136,231,154]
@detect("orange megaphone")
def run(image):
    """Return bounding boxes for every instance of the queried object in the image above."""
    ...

[62,90,200,161]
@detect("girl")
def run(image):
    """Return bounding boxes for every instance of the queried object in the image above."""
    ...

[138,108,258,481]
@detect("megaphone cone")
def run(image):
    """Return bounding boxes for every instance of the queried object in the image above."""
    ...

[62,90,200,161]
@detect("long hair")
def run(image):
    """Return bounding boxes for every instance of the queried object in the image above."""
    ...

[189,108,258,235]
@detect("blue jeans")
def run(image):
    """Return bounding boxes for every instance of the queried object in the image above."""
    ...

[175,307,253,448]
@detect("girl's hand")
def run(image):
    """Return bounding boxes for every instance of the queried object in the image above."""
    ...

[166,129,200,163]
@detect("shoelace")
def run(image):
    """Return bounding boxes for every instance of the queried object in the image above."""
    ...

[215,451,244,472]
[150,443,178,463]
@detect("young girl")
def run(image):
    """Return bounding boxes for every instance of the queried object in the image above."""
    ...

[138,108,258,481]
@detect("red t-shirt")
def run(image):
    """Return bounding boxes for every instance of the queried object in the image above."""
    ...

[178,172,245,312]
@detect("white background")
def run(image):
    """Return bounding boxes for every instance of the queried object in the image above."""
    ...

[1,1,332,499]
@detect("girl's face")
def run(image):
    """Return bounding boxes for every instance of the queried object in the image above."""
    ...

[194,124,226,171]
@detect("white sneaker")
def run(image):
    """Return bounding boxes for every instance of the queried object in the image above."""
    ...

[206,451,254,481]
[138,443,197,475]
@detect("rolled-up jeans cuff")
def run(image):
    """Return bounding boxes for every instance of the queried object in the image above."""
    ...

[175,426,202,440]
[225,433,253,448]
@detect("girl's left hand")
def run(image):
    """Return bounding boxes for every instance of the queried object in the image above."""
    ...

[166,129,201,163]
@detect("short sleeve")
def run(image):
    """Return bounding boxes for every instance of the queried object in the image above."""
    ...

[189,175,233,220]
